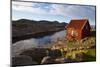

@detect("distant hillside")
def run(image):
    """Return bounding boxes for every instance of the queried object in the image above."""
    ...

[90,25,96,30]
[12,19,67,43]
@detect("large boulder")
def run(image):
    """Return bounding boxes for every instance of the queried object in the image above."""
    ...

[12,55,37,66]
[48,49,62,58]
[19,48,49,63]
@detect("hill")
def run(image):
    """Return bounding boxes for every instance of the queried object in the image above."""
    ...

[12,19,67,43]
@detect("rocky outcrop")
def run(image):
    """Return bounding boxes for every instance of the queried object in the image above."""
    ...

[48,49,62,58]
[41,49,62,64]
[12,55,38,66]
[19,48,50,63]
[13,48,63,65]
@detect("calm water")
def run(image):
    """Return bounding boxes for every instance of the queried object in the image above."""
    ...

[12,30,66,56]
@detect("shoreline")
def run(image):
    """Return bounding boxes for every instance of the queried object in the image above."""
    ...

[12,19,66,43]
[12,29,65,43]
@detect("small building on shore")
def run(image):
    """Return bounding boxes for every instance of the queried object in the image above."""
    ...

[65,19,91,40]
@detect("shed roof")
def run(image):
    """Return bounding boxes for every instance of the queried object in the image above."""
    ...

[66,19,88,30]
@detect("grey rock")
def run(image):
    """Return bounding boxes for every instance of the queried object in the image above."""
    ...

[19,48,49,63]
[12,55,37,66]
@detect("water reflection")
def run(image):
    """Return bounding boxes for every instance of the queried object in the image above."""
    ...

[12,30,65,56]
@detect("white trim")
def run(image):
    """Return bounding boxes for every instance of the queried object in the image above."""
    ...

[81,19,88,30]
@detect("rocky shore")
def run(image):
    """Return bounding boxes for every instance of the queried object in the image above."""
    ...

[12,44,96,66]
[12,47,75,66]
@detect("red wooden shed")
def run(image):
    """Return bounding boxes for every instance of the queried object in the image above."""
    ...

[65,19,91,40]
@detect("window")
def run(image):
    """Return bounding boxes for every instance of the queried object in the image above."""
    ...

[71,30,74,36]
[71,30,78,36]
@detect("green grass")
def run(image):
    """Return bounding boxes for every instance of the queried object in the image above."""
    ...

[82,48,96,62]
[64,48,96,62]
[86,48,96,57]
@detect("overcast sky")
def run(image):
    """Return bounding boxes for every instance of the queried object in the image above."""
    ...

[12,1,96,25]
